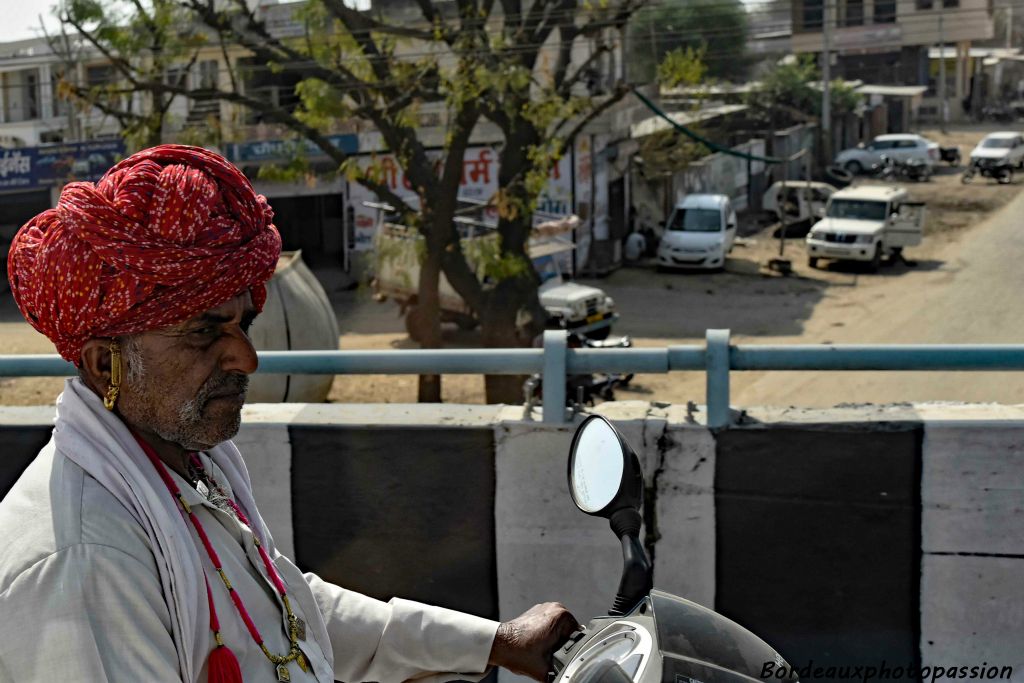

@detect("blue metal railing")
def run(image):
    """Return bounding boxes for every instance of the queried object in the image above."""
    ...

[6,329,1024,427]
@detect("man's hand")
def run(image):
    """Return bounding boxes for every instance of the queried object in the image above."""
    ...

[488,602,580,681]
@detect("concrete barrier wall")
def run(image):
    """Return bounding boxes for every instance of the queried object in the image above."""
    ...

[0,402,1021,682]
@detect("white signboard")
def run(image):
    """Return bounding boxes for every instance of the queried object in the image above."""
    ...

[348,146,577,251]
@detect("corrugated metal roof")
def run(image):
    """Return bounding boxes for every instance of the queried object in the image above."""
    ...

[629,104,749,139]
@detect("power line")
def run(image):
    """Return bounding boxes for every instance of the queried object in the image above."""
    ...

[0,1,1013,98]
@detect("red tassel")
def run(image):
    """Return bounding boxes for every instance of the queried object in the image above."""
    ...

[207,644,243,683]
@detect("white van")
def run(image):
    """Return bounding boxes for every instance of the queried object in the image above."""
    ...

[657,194,737,270]
[805,185,925,271]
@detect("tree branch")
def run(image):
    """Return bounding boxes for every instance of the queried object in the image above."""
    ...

[320,0,403,98]
[552,81,631,142]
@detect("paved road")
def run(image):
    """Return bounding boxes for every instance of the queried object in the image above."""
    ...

[728,186,1024,407]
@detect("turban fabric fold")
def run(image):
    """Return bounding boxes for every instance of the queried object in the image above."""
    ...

[8,145,282,362]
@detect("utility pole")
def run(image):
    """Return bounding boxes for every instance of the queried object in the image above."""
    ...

[939,10,948,133]
[821,0,832,165]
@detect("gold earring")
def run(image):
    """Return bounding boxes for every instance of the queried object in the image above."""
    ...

[104,340,121,411]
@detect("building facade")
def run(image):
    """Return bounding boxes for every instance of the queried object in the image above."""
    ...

[791,0,994,118]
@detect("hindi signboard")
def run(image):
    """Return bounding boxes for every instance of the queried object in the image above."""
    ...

[0,140,126,192]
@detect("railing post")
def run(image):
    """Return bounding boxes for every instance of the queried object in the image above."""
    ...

[542,329,568,424]
[706,329,732,429]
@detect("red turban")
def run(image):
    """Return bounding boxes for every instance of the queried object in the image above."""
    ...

[8,144,282,363]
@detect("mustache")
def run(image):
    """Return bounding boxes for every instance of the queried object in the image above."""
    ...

[197,373,250,405]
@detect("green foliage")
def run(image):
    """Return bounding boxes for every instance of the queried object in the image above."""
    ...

[657,45,708,89]
[462,234,531,282]
[829,80,863,116]
[748,56,864,119]
[629,0,749,83]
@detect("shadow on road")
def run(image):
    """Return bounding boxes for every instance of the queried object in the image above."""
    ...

[583,261,831,338]
[814,258,947,275]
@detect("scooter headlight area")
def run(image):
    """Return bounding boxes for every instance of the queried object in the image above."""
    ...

[553,416,799,683]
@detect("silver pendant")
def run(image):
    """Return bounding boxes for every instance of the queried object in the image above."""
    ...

[196,479,210,499]
[276,663,291,681]
[296,616,306,641]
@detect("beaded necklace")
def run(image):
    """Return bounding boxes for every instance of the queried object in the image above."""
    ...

[134,434,310,682]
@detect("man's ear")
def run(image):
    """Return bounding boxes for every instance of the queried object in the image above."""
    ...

[79,338,114,395]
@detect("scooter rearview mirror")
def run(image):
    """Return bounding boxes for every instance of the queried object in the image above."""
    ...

[568,415,652,615]
[568,415,643,517]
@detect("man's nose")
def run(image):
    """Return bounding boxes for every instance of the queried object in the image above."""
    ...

[220,326,259,375]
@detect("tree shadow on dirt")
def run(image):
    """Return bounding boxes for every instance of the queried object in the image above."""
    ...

[588,258,834,338]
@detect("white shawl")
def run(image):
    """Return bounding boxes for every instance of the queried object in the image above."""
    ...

[54,378,279,681]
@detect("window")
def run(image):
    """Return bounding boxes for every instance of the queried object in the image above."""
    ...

[196,60,218,90]
[826,199,889,221]
[841,0,864,26]
[85,64,116,87]
[870,139,895,150]
[874,0,896,22]
[800,0,824,30]
[943,0,959,6]
[667,208,722,233]
[896,140,919,148]
[915,0,933,8]
[23,72,39,119]
[238,57,303,124]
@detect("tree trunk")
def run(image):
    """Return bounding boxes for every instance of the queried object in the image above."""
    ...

[480,124,547,404]
[413,240,444,403]
[480,273,546,403]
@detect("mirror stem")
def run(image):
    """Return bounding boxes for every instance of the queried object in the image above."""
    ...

[608,508,654,616]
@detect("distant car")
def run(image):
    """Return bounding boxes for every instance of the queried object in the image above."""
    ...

[969,131,1024,169]
[835,134,940,175]
[656,194,737,270]
[762,181,837,228]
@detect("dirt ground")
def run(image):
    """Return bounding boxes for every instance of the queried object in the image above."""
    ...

[1,126,1021,408]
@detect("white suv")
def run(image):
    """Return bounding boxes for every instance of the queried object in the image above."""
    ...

[835,134,940,175]
[969,132,1024,168]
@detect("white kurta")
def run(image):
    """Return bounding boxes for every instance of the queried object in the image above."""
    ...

[0,380,498,682]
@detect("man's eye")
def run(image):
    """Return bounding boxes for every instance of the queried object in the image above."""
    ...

[190,326,216,337]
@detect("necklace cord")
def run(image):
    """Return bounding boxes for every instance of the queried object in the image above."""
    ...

[131,432,304,671]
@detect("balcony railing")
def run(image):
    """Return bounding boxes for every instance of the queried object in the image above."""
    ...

[4,329,1024,427]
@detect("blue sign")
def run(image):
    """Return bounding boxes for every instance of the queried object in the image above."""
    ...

[227,134,359,163]
[0,139,126,192]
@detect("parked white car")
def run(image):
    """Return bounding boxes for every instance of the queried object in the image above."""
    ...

[805,185,925,271]
[835,134,940,175]
[969,131,1024,168]
[657,194,737,270]
[762,181,837,227]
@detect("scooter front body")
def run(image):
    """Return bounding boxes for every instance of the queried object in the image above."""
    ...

[551,591,798,683]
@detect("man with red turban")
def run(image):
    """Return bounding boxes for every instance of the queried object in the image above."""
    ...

[0,145,575,682]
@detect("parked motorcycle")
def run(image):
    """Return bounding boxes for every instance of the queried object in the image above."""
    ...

[939,146,961,167]
[524,333,634,408]
[890,157,932,182]
[961,157,1014,185]
[551,415,799,683]
[863,154,897,179]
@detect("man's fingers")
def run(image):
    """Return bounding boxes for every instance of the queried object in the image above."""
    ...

[490,602,583,681]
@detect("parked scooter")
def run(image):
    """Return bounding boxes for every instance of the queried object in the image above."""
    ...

[551,416,799,683]
[524,333,634,408]
[961,157,1014,185]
